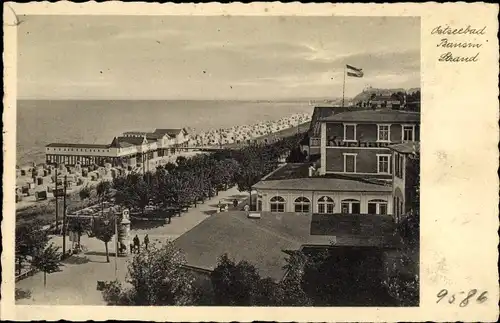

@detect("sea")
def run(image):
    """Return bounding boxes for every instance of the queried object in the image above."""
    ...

[16,100,314,166]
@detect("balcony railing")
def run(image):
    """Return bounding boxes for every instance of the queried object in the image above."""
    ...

[326,139,392,148]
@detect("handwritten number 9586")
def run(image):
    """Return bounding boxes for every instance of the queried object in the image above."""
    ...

[436,289,488,306]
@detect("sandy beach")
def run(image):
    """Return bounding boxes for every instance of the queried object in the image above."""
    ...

[15,112,311,211]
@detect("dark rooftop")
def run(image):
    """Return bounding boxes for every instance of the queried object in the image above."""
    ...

[388,142,420,154]
[254,163,392,192]
[309,106,360,136]
[109,137,136,148]
[173,211,398,281]
[116,136,147,146]
[154,128,184,137]
[46,143,110,149]
[320,109,420,123]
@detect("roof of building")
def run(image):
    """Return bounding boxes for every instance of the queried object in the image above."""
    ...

[371,95,401,102]
[173,211,398,281]
[253,163,392,192]
[45,143,110,149]
[320,109,420,123]
[123,131,148,136]
[154,128,186,137]
[116,136,146,146]
[109,137,136,148]
[253,176,392,192]
[388,142,420,154]
[309,106,352,136]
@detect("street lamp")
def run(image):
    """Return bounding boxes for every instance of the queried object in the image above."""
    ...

[103,215,118,280]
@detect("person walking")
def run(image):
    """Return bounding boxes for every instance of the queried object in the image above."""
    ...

[233,199,238,208]
[133,235,140,254]
[144,234,149,251]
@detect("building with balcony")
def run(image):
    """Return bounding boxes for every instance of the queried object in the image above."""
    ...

[45,128,190,168]
[319,109,420,179]
[254,109,420,222]
[300,106,358,159]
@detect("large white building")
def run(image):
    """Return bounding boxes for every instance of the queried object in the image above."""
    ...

[45,128,190,168]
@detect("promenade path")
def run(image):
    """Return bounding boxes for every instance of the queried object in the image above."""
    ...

[16,186,253,305]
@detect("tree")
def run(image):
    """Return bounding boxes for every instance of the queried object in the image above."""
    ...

[79,185,92,202]
[211,254,262,306]
[15,222,49,275]
[100,242,196,305]
[96,180,112,217]
[92,212,116,263]
[235,164,262,211]
[280,250,312,306]
[31,243,63,287]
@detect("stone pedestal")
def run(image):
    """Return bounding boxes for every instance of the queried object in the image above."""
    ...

[117,209,131,257]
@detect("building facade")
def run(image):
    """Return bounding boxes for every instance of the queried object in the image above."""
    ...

[319,110,420,180]
[254,109,420,222]
[388,142,420,223]
[45,128,190,168]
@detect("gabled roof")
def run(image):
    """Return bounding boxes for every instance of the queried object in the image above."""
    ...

[109,137,141,148]
[154,128,185,137]
[320,109,420,123]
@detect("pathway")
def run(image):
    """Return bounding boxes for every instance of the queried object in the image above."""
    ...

[15,186,252,305]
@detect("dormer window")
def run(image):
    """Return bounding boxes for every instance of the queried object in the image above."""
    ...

[343,123,357,142]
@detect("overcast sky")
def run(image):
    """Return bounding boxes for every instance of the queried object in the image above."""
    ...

[18,15,420,100]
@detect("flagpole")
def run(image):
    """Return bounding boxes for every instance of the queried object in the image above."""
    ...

[342,65,346,107]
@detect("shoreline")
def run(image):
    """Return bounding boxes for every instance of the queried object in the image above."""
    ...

[16,112,312,169]
[16,117,311,213]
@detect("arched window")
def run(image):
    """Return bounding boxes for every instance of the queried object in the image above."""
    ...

[368,199,388,215]
[294,197,311,213]
[270,196,286,213]
[317,196,335,214]
[341,199,361,214]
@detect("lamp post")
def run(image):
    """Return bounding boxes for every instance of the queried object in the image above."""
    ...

[103,216,118,280]
[55,164,59,232]
[62,175,67,256]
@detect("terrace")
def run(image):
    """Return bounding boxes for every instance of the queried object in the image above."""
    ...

[173,211,399,281]
[255,162,392,191]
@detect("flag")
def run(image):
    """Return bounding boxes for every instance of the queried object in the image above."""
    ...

[346,64,364,77]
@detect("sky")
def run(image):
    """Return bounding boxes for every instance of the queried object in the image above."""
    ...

[18,15,420,100]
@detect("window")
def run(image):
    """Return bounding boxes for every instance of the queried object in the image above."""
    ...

[343,123,357,141]
[377,154,391,174]
[394,153,399,177]
[343,153,357,173]
[395,153,404,178]
[270,196,286,213]
[294,197,311,213]
[377,124,391,142]
[317,196,335,214]
[399,154,404,177]
[402,125,415,142]
[368,199,388,215]
[341,199,361,214]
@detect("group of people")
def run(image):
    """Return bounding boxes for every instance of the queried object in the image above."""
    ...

[129,234,149,254]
